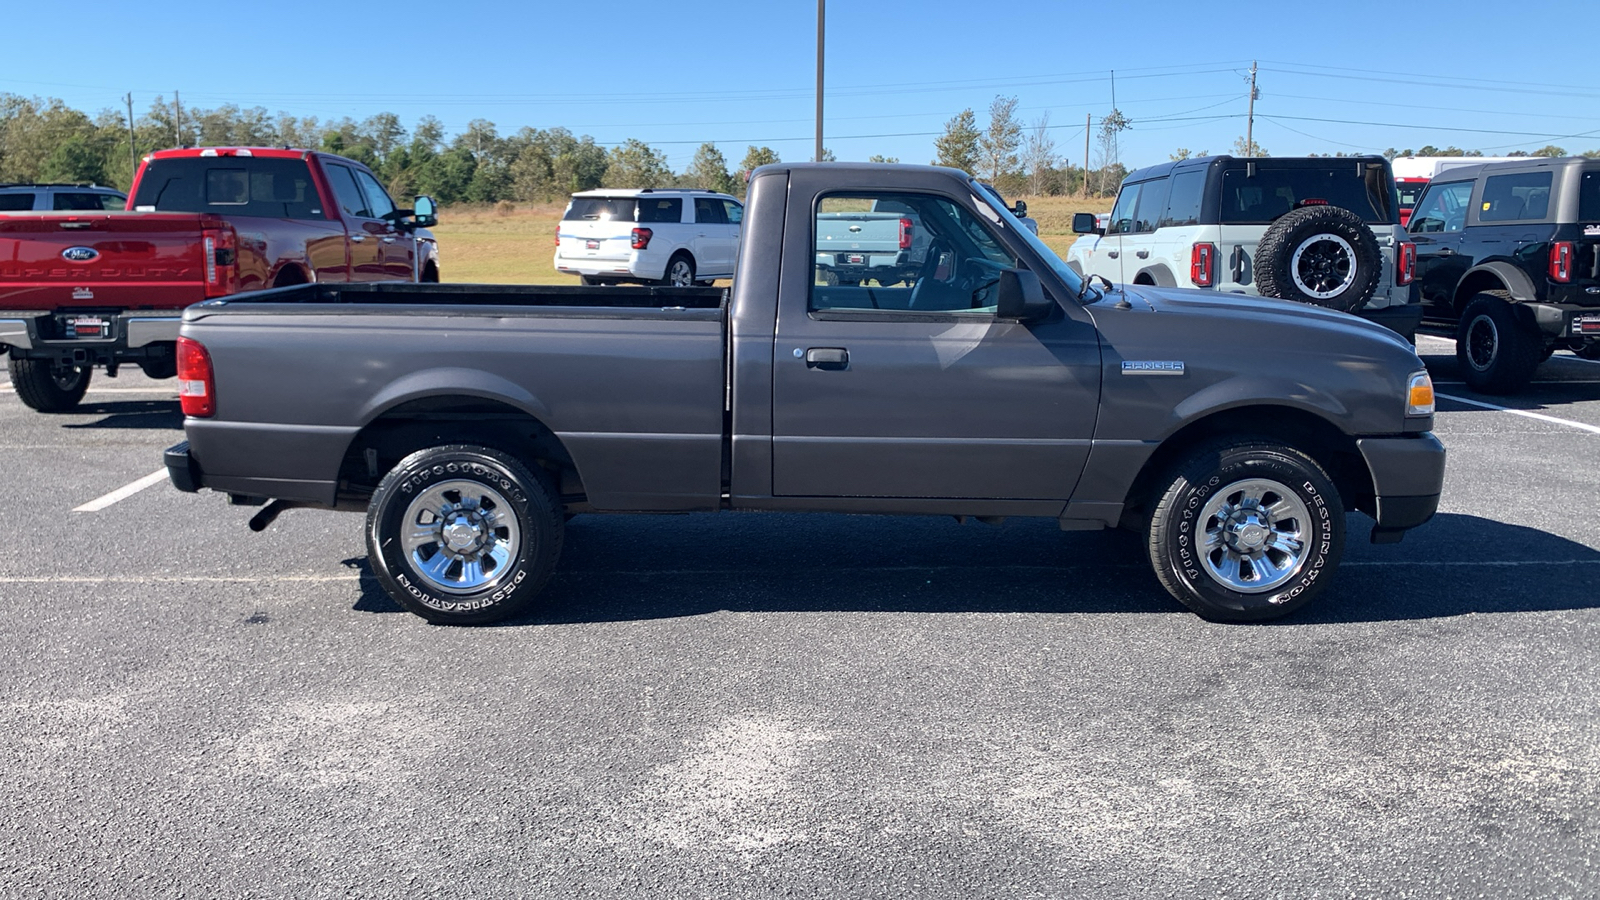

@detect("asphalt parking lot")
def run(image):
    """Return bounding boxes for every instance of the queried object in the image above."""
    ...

[2,337,1597,899]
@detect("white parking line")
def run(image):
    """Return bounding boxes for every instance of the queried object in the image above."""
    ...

[1437,392,1600,435]
[72,469,170,513]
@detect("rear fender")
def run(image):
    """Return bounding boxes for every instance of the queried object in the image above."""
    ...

[357,367,555,428]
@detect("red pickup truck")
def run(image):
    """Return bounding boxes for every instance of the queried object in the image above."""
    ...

[0,147,439,411]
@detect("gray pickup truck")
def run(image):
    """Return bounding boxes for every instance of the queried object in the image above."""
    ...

[165,163,1445,625]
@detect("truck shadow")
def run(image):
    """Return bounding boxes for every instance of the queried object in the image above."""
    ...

[59,400,184,430]
[343,511,1600,626]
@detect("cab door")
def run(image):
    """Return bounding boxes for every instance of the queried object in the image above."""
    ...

[769,185,1101,502]
[353,168,418,280]
[691,196,731,277]
[323,162,389,282]
[1406,179,1475,318]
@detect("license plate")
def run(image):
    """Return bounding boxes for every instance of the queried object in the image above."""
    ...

[63,315,110,339]
[585,239,601,250]
[1576,314,1600,335]
[844,253,865,265]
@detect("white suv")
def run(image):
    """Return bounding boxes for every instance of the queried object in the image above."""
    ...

[1067,155,1421,338]
[554,189,742,286]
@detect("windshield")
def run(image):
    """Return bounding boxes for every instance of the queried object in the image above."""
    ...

[968,179,1093,300]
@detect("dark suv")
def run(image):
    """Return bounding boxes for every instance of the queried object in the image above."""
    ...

[1408,156,1600,393]
[0,183,127,212]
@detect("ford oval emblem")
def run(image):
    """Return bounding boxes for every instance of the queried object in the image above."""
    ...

[62,246,100,263]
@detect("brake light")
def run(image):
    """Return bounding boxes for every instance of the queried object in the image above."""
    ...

[1191,242,1216,287]
[201,226,238,299]
[899,216,913,250]
[1550,241,1574,283]
[176,336,216,418]
[1396,241,1416,286]
[1298,198,1329,206]
[554,225,560,248]
[631,227,652,250]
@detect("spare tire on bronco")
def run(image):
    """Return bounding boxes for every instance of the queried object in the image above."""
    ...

[1254,205,1381,314]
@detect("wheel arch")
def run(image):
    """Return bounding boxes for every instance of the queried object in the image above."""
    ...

[271,261,311,287]
[340,391,587,508]
[1453,261,1536,313]
[1118,404,1376,528]
[1132,265,1176,287]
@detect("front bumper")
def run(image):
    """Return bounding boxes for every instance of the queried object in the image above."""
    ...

[1357,433,1446,542]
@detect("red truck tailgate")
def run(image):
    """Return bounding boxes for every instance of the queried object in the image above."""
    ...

[0,212,216,310]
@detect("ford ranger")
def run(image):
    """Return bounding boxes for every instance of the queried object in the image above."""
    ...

[164,163,1445,625]
[0,147,439,412]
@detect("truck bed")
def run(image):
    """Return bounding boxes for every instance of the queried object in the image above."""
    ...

[181,281,730,511]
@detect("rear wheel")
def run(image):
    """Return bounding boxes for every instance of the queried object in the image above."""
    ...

[365,444,564,625]
[1456,292,1543,395]
[7,357,90,412]
[1146,439,1344,621]
[661,254,696,287]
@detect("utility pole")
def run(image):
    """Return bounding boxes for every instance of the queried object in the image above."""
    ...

[1082,113,1091,198]
[1109,70,1118,176]
[174,90,183,148]
[125,93,137,182]
[1246,61,1258,157]
[815,0,825,163]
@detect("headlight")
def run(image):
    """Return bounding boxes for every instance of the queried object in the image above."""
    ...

[1406,371,1435,417]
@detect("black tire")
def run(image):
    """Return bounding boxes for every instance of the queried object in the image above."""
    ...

[419,264,440,284]
[818,267,841,287]
[579,275,603,286]
[7,357,90,412]
[1253,205,1382,313]
[365,444,564,625]
[661,253,696,287]
[1456,292,1543,395]
[1146,440,1345,622]
[1577,342,1600,361]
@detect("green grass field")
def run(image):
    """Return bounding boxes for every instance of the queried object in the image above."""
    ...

[431,195,1114,284]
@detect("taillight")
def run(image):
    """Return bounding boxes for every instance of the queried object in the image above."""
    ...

[1396,241,1416,286]
[176,336,215,418]
[1190,242,1216,287]
[554,225,560,248]
[1550,241,1574,283]
[899,216,913,250]
[201,226,238,299]
[631,227,652,250]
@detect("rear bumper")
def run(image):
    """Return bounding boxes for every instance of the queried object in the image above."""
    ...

[164,440,201,493]
[553,249,662,281]
[0,311,181,361]
[1356,302,1425,340]
[1357,433,1446,542]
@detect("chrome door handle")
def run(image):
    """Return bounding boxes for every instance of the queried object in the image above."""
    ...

[804,347,849,369]
[350,234,366,242]
[382,236,396,243]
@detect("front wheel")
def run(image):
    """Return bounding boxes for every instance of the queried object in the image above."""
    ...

[365,444,564,625]
[1146,440,1345,621]
[7,357,90,412]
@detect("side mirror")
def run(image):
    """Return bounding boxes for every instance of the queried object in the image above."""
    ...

[996,268,1054,322]
[1012,199,1027,218]
[1071,212,1101,235]
[413,195,438,228]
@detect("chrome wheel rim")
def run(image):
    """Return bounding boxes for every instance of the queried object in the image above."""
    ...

[1465,314,1499,371]
[668,260,693,286]
[1198,477,1312,594]
[1290,233,1356,299]
[400,479,520,594]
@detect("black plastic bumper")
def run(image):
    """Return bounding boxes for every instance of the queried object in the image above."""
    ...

[1357,433,1446,542]
[1357,302,1426,340]
[164,440,201,493]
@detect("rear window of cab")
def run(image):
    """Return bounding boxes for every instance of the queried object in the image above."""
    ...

[132,158,323,219]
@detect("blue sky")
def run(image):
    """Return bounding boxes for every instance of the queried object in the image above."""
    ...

[7,0,1599,171]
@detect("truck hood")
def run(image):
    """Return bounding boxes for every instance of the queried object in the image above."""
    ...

[1105,284,1417,353]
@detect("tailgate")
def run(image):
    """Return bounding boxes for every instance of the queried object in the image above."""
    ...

[0,212,214,310]
[557,220,633,262]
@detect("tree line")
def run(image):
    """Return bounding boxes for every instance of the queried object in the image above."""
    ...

[9,92,1591,206]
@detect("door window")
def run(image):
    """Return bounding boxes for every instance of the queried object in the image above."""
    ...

[353,169,396,220]
[52,192,124,211]
[693,197,726,224]
[1159,170,1206,227]
[0,193,35,211]
[1131,177,1170,233]
[325,164,372,218]
[638,197,683,223]
[1408,181,1473,234]
[1106,182,1142,235]
[810,192,1018,314]
[722,200,743,224]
